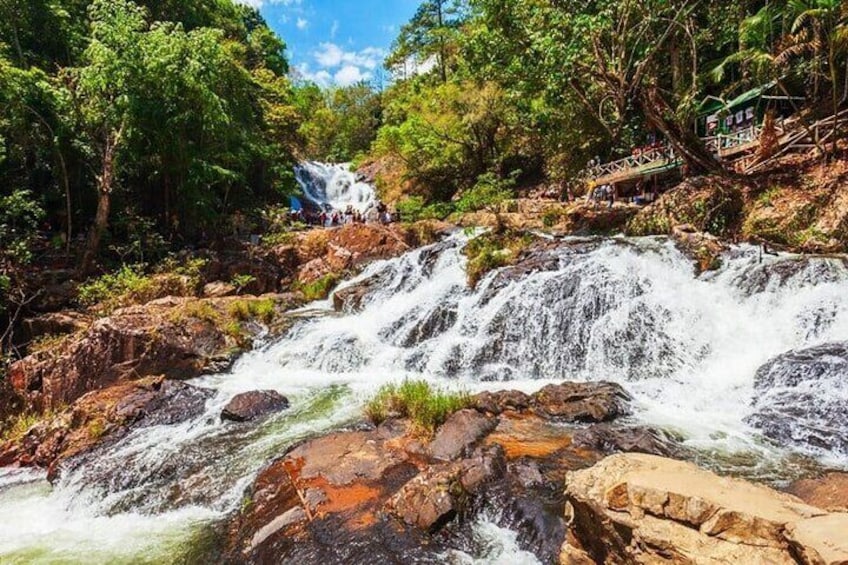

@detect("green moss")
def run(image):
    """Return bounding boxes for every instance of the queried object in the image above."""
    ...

[227,298,276,324]
[364,379,471,437]
[293,274,340,302]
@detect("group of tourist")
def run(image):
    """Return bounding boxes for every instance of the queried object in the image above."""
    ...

[314,202,394,228]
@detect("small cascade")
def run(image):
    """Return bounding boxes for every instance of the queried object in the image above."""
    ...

[295,161,377,213]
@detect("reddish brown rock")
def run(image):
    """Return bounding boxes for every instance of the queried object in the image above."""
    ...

[531,381,630,422]
[221,391,289,422]
[292,224,415,284]
[428,409,497,461]
[472,389,532,415]
[8,294,300,411]
[385,445,505,531]
[787,472,848,512]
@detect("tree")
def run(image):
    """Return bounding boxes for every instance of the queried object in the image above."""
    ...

[387,0,468,83]
[787,0,847,152]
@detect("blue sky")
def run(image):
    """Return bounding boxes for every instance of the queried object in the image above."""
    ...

[239,0,420,86]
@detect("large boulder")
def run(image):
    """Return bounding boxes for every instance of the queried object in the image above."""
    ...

[221,390,289,422]
[292,224,415,284]
[670,224,727,273]
[7,294,301,411]
[563,453,848,564]
[531,381,630,422]
[746,342,848,454]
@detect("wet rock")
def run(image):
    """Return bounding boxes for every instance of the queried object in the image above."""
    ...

[221,391,289,423]
[787,472,848,512]
[331,271,390,312]
[428,409,497,461]
[531,381,630,422]
[570,424,679,457]
[563,453,842,564]
[226,420,423,561]
[0,376,213,476]
[386,445,505,532]
[671,224,727,273]
[746,342,848,454]
[472,389,531,415]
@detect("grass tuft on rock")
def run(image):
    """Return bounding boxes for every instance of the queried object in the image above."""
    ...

[364,379,471,436]
[463,229,533,288]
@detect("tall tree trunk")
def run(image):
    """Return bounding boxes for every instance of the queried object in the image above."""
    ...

[57,149,72,253]
[639,87,727,177]
[437,0,447,84]
[79,128,121,275]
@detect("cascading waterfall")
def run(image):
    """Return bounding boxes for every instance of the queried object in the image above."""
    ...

[1,233,847,563]
[295,162,377,212]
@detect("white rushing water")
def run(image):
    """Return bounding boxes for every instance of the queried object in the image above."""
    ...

[295,161,377,212]
[1,233,847,563]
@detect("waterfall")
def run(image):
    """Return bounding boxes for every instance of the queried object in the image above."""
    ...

[1,233,847,562]
[295,162,377,212]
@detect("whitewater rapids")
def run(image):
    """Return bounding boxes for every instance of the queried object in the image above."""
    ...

[1,233,847,563]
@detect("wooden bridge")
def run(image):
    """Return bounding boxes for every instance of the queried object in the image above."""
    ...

[582,110,848,187]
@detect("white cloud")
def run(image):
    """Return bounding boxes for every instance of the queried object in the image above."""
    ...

[334,65,370,86]
[313,42,384,71]
[330,20,339,39]
[296,17,308,30]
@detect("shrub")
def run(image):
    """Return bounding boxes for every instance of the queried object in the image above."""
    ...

[542,208,565,228]
[396,196,426,223]
[79,258,206,314]
[454,172,517,214]
[364,379,471,436]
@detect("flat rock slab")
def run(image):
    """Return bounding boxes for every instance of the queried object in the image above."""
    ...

[565,453,844,564]
[221,390,289,422]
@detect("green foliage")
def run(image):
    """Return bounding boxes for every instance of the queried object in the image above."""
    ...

[1,412,45,443]
[0,0,301,270]
[293,274,340,302]
[463,230,533,288]
[78,258,204,313]
[454,172,516,214]
[293,81,382,162]
[0,190,46,266]
[230,274,257,295]
[364,379,471,436]
[227,298,276,324]
[396,196,455,222]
